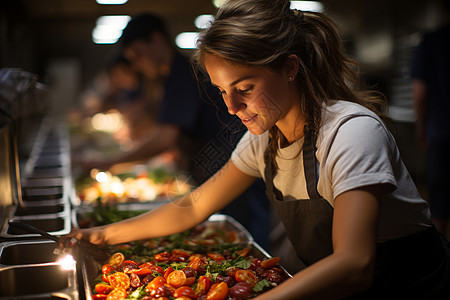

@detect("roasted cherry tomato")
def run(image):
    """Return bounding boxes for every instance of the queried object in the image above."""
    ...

[105,287,127,300]
[132,267,152,276]
[184,276,196,286]
[108,272,130,289]
[102,264,114,274]
[260,257,280,269]
[206,282,228,300]
[174,286,196,298]
[95,283,114,295]
[102,274,110,284]
[187,256,206,272]
[164,266,174,279]
[181,267,197,278]
[92,294,107,300]
[228,282,253,299]
[171,249,190,262]
[154,252,171,263]
[235,248,250,257]
[235,269,258,287]
[148,265,164,275]
[207,253,225,261]
[129,272,141,288]
[153,284,175,298]
[195,275,213,297]
[118,260,139,273]
[108,253,125,267]
[166,270,187,288]
[145,276,166,292]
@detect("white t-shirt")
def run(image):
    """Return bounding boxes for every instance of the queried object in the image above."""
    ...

[231,100,431,242]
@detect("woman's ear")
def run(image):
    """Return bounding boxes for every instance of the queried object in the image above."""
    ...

[285,54,299,81]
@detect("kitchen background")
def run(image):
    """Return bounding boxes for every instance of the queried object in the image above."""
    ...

[1,0,446,201]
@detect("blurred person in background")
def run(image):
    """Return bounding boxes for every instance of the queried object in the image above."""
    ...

[79,13,271,249]
[411,0,450,241]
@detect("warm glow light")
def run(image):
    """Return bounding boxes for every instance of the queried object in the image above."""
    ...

[57,254,76,271]
[175,32,199,49]
[96,0,128,4]
[195,14,215,29]
[92,15,131,44]
[90,110,124,132]
[96,171,109,183]
[290,1,324,12]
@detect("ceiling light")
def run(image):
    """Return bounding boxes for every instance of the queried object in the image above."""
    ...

[195,14,215,29]
[175,32,199,49]
[290,1,324,12]
[92,15,131,44]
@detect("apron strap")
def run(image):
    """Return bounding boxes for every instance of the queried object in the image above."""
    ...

[303,128,321,199]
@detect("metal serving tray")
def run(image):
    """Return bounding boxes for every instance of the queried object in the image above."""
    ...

[79,214,291,299]
[0,240,79,300]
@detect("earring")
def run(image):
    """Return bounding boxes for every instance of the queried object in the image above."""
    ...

[288,76,293,81]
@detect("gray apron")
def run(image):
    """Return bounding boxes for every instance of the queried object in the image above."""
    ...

[264,131,450,298]
[264,130,333,266]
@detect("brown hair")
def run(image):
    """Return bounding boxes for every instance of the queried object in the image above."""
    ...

[193,0,390,172]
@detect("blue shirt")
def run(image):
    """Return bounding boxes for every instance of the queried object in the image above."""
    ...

[411,24,450,142]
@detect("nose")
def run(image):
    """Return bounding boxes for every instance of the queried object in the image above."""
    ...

[224,94,246,115]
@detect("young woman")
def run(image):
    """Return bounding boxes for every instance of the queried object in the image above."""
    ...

[67,0,450,298]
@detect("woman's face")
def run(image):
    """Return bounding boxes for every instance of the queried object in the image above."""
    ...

[204,54,297,136]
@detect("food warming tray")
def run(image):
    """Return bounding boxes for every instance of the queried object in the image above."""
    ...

[80,214,291,299]
[0,240,79,300]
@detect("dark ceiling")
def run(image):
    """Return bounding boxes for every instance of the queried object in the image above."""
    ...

[0,0,445,101]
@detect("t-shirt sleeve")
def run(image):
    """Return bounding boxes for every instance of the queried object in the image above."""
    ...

[231,131,265,178]
[326,116,397,198]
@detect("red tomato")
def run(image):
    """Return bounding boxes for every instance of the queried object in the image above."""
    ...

[102,274,110,284]
[149,265,164,275]
[195,275,213,297]
[95,283,113,295]
[174,286,196,298]
[108,253,125,267]
[184,277,196,286]
[171,249,190,261]
[207,253,225,261]
[102,264,114,274]
[166,270,187,288]
[260,257,280,269]
[174,297,193,300]
[154,252,171,263]
[181,267,197,278]
[106,288,127,300]
[129,272,141,288]
[139,262,154,269]
[236,248,250,257]
[164,266,174,279]
[118,260,139,273]
[235,269,257,287]
[131,268,152,276]
[145,276,166,292]
[206,282,228,300]
[187,256,206,272]
[108,272,130,290]
[92,294,107,300]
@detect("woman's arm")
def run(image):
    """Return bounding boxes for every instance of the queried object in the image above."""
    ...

[67,160,257,245]
[256,185,380,300]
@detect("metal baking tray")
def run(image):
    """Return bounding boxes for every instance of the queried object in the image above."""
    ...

[80,214,289,300]
[0,240,79,300]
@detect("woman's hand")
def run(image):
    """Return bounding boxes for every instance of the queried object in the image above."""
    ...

[59,226,107,250]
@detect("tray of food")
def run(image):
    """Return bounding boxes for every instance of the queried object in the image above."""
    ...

[81,215,289,300]
[74,167,193,205]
